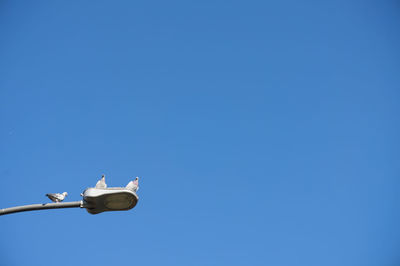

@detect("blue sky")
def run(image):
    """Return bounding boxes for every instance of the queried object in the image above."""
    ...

[1,1,399,265]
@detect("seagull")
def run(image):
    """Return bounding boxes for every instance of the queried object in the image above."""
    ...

[95,174,107,189]
[46,192,68,203]
[126,177,139,192]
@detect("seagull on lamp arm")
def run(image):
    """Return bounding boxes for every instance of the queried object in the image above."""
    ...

[46,192,68,203]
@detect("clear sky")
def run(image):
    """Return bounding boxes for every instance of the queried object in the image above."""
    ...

[1,1,399,266]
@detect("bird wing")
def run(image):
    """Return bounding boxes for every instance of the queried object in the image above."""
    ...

[125,181,134,190]
[46,193,61,202]
[95,179,106,189]
[126,181,138,192]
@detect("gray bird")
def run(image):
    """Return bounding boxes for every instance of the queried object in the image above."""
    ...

[46,192,68,203]
[126,177,139,192]
[95,174,107,189]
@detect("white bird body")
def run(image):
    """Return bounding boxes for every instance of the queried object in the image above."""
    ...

[96,175,107,189]
[126,177,139,192]
[46,192,68,203]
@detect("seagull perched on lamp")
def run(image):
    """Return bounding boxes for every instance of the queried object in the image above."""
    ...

[46,192,68,203]
[95,174,107,189]
[126,177,139,192]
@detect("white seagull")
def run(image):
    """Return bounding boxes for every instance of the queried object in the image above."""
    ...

[46,192,68,203]
[126,177,139,192]
[95,174,107,189]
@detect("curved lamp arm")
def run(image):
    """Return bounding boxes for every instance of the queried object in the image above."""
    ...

[0,201,83,216]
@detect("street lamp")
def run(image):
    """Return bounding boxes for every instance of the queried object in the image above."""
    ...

[0,185,139,216]
[82,187,138,214]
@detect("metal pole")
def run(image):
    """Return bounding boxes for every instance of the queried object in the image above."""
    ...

[0,201,83,216]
